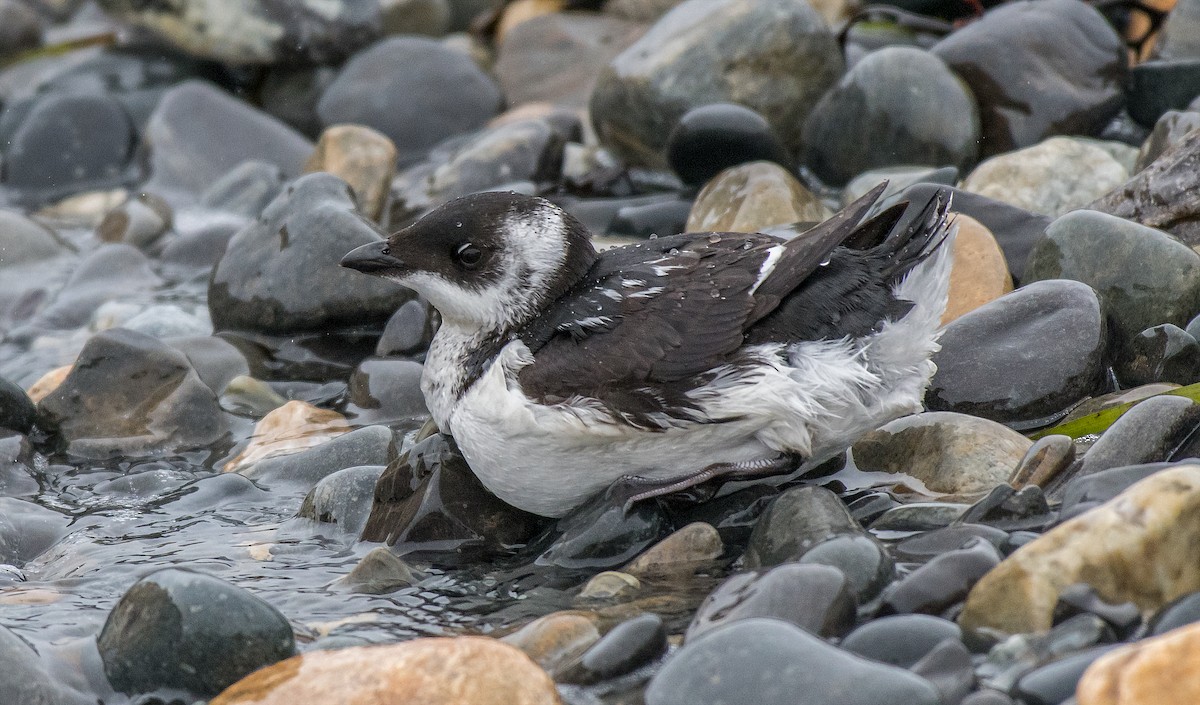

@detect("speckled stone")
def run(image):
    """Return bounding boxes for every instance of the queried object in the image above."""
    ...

[1078,620,1200,705]
[686,161,831,233]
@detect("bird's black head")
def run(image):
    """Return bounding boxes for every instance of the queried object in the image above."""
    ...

[341,191,597,333]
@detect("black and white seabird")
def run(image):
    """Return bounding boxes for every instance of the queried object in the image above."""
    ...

[341,184,956,518]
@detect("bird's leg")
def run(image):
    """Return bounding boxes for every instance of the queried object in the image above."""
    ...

[618,454,800,509]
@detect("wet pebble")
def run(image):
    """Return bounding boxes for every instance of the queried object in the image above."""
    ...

[578,571,641,601]
[841,614,964,668]
[237,426,395,488]
[559,612,667,684]
[208,172,412,335]
[1127,60,1200,129]
[911,638,976,705]
[0,376,35,434]
[742,486,870,569]
[0,497,70,565]
[852,412,1032,496]
[1149,591,1200,635]
[298,465,386,537]
[798,533,894,603]
[375,300,435,357]
[961,464,1200,635]
[646,618,941,705]
[0,624,86,705]
[1011,435,1077,490]
[881,537,1002,616]
[98,568,296,697]
[687,563,856,640]
[317,36,502,166]
[941,215,1014,325]
[1025,209,1200,345]
[1119,324,1200,386]
[1074,395,1200,479]
[211,637,559,705]
[336,546,421,594]
[960,137,1128,218]
[344,358,427,426]
[223,400,349,472]
[867,502,970,533]
[536,481,667,571]
[589,0,842,167]
[1134,109,1200,171]
[36,328,227,458]
[929,280,1107,428]
[666,103,791,186]
[1016,645,1120,705]
[1055,584,1141,637]
[623,521,723,580]
[894,524,1009,562]
[501,611,601,674]
[164,335,251,397]
[96,192,172,249]
[930,0,1125,157]
[34,242,161,330]
[199,161,288,218]
[802,46,979,186]
[685,161,830,233]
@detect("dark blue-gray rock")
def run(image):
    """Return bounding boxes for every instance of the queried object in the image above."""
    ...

[927,280,1108,428]
[259,65,339,139]
[869,502,970,532]
[344,359,427,426]
[0,209,69,268]
[645,618,942,705]
[959,484,1055,532]
[0,433,37,498]
[143,81,314,202]
[0,92,136,205]
[802,46,978,186]
[359,433,546,562]
[298,464,386,536]
[1025,210,1200,344]
[841,614,964,668]
[962,691,1018,705]
[930,0,1125,158]
[671,484,778,547]
[235,425,395,487]
[1089,115,1200,247]
[317,37,502,166]
[93,0,381,64]
[687,563,856,641]
[589,0,843,169]
[209,172,412,335]
[910,638,975,705]
[97,568,296,696]
[32,243,161,331]
[337,546,422,594]
[375,299,434,357]
[1120,323,1200,386]
[797,533,894,603]
[165,335,251,397]
[666,103,791,186]
[1054,583,1141,636]
[1157,0,1200,60]
[1128,60,1200,129]
[609,196,693,238]
[0,624,90,705]
[0,497,70,565]
[0,376,34,433]
[880,537,1002,615]
[158,214,247,269]
[36,328,228,459]
[1057,462,1174,516]
[891,182,1052,282]
[1011,434,1076,489]
[852,412,1032,495]
[495,12,646,109]
[199,160,288,217]
[1014,645,1119,705]
[742,486,865,569]
[1149,590,1200,635]
[536,480,667,571]
[842,166,960,208]
[560,613,667,684]
[1074,396,1200,479]
[1136,109,1200,172]
[391,118,566,216]
[894,524,1009,562]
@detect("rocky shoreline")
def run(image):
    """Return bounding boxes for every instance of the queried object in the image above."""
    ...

[2,0,1200,703]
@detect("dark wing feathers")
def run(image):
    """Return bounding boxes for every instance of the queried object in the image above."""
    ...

[515,185,952,424]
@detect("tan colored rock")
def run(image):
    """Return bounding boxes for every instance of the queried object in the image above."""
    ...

[212,637,561,705]
[1077,620,1200,705]
[624,522,723,579]
[26,365,72,403]
[687,161,832,233]
[501,611,601,673]
[496,0,564,42]
[304,125,397,222]
[960,464,1200,635]
[941,214,1014,325]
[222,400,349,474]
[35,188,127,227]
[579,570,641,600]
[851,412,1031,496]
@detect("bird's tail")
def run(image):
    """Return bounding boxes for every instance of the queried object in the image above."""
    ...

[874,188,956,287]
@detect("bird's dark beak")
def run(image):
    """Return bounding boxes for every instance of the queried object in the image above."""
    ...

[340,240,403,275]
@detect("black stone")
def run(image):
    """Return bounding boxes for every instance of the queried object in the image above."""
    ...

[534,480,668,572]
[237,426,395,487]
[0,376,34,433]
[671,484,779,547]
[1149,590,1200,635]
[880,537,1001,615]
[666,103,791,186]
[893,524,1009,563]
[743,486,866,568]
[1014,645,1120,705]
[344,358,427,426]
[798,533,894,603]
[375,300,435,357]
[910,638,975,705]
[1073,397,1200,479]
[298,465,386,537]
[561,613,667,684]
[1054,583,1141,637]
[199,161,288,218]
[97,568,296,697]
[0,497,70,566]
[959,485,1056,532]
[1119,324,1200,386]
[1056,462,1174,514]
[687,563,857,641]
[930,0,1125,157]
[645,619,941,705]
[1128,59,1200,128]
[841,614,964,669]
[607,197,694,238]
[927,280,1109,429]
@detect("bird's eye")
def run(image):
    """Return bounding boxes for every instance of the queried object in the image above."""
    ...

[454,243,483,269]
[381,246,390,256]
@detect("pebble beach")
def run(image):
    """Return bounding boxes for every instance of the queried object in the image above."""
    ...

[2,0,1200,703]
